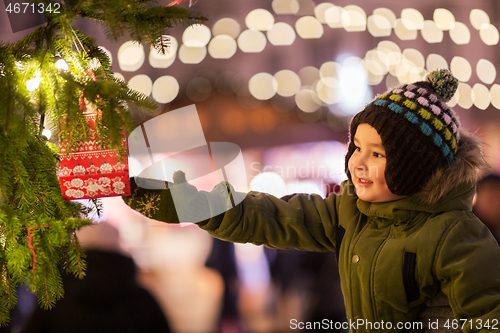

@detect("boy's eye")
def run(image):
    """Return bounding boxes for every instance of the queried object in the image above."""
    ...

[354,146,361,152]
[374,152,385,158]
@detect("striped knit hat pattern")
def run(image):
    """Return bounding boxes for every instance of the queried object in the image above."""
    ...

[345,69,460,197]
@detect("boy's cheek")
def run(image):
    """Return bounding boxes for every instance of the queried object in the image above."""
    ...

[369,165,382,179]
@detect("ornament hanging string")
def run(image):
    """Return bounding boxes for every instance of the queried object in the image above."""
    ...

[28,224,51,273]
[166,0,198,7]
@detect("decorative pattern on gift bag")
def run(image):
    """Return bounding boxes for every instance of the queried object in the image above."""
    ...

[59,107,131,200]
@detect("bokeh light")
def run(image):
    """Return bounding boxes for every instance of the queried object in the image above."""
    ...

[267,22,296,45]
[117,41,145,72]
[421,20,443,43]
[182,24,211,47]
[394,18,417,40]
[367,14,392,37]
[402,48,425,71]
[128,74,152,96]
[433,8,455,30]
[377,41,401,74]
[457,83,473,109]
[314,3,334,24]
[476,59,496,84]
[316,77,339,104]
[341,5,366,32]
[480,24,499,45]
[386,73,400,90]
[426,54,448,72]
[324,5,343,28]
[113,73,125,81]
[249,73,278,100]
[212,18,241,38]
[449,22,471,45]
[274,70,301,97]
[470,9,490,30]
[373,8,396,28]
[149,36,177,69]
[55,59,69,71]
[246,9,275,31]
[295,88,322,113]
[471,83,490,110]
[152,76,179,104]
[208,35,237,59]
[298,66,320,86]
[111,6,500,114]
[450,56,472,82]
[296,0,315,16]
[272,0,299,15]
[364,49,389,76]
[178,45,207,64]
[319,61,341,79]
[490,84,500,110]
[42,129,52,140]
[237,30,267,52]
[296,16,324,38]
[366,71,384,86]
[337,56,371,115]
[395,55,425,84]
[401,8,424,30]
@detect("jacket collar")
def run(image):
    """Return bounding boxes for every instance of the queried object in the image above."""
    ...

[353,181,475,225]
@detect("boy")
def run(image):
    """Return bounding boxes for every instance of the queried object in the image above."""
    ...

[124,70,500,332]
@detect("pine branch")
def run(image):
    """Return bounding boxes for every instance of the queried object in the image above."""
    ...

[0,0,206,325]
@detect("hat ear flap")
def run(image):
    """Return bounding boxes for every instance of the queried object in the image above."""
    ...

[345,141,356,182]
[345,115,362,183]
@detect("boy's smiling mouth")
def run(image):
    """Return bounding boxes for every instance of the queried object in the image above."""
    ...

[357,178,374,186]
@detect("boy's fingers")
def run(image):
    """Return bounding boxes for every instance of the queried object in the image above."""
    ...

[173,171,187,184]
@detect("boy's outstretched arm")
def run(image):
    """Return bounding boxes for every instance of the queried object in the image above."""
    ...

[123,171,340,252]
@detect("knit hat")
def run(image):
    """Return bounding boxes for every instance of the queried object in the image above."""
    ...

[345,69,460,197]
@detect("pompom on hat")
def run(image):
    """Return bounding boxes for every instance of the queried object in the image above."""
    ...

[345,69,461,197]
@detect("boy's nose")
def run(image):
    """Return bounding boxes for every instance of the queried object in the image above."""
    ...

[350,157,367,176]
[352,154,368,169]
[354,165,368,178]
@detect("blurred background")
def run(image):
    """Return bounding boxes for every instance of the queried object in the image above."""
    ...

[2,0,500,332]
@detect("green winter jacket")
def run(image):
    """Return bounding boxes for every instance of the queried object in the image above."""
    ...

[195,132,500,333]
[124,132,500,332]
[199,179,500,332]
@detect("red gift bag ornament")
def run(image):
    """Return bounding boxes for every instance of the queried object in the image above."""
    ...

[58,101,131,200]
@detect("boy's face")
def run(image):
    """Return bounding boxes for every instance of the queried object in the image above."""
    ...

[348,123,406,203]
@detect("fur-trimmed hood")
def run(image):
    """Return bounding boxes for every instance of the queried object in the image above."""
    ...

[416,129,486,206]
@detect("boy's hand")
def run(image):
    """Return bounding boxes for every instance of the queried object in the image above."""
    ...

[123,175,179,222]
[123,171,210,223]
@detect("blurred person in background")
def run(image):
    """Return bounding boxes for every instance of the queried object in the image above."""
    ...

[205,238,244,333]
[22,222,171,333]
[473,173,500,244]
[264,248,346,333]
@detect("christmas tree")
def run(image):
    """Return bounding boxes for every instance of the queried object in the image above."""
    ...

[0,0,205,325]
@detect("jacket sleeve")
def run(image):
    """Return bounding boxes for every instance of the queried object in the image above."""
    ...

[197,182,341,252]
[434,212,500,333]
